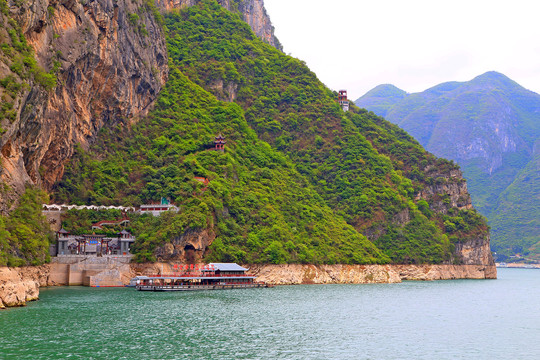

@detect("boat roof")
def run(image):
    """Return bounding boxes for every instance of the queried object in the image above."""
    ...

[207,263,248,272]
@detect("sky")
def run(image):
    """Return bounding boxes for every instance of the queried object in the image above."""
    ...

[264,0,540,101]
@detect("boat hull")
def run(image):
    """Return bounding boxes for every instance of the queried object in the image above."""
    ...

[136,283,269,291]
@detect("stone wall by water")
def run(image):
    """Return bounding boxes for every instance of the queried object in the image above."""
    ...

[250,263,497,285]
[0,262,497,308]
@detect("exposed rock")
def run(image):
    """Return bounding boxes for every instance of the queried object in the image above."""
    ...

[250,264,402,285]
[249,263,496,285]
[234,0,281,50]
[1,0,168,212]
[0,261,497,308]
[0,265,49,308]
[415,165,494,267]
[123,262,496,284]
[394,264,497,280]
[0,0,280,213]
[417,167,472,215]
[454,234,495,267]
[208,78,238,102]
[154,228,215,262]
[392,208,410,225]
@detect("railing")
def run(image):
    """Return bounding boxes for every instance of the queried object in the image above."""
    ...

[136,283,265,291]
[148,273,253,278]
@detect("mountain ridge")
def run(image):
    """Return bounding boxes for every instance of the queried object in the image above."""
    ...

[0,0,494,272]
[356,71,540,261]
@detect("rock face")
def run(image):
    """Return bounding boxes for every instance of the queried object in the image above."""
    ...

[154,228,216,262]
[454,234,495,267]
[417,165,494,267]
[0,0,168,212]
[394,264,497,280]
[234,0,281,49]
[0,266,49,308]
[250,263,496,285]
[0,0,280,213]
[417,167,472,214]
[251,264,402,285]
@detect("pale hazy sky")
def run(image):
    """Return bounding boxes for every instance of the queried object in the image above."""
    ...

[264,0,540,100]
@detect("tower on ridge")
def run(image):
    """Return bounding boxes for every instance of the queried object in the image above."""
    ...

[338,90,349,112]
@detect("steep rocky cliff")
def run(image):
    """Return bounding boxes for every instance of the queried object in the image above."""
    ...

[0,0,168,212]
[415,164,493,267]
[0,0,280,213]
[154,228,216,263]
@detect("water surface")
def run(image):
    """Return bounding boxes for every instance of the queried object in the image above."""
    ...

[1,268,539,359]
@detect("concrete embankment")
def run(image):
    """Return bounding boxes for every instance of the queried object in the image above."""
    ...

[51,256,134,287]
[0,261,496,308]
[0,256,136,308]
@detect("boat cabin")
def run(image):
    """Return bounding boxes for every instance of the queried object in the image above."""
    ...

[135,263,265,291]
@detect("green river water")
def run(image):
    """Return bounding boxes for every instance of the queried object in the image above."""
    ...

[1,268,539,359]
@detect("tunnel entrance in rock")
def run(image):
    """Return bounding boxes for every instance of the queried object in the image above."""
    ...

[184,244,196,263]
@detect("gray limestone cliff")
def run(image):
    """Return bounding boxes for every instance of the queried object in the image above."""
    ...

[0,0,168,212]
[0,0,280,213]
[418,165,494,267]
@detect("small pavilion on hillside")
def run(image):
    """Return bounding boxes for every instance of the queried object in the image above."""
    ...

[214,134,226,151]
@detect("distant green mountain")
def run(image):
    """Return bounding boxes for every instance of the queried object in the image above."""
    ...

[355,84,408,118]
[356,72,540,261]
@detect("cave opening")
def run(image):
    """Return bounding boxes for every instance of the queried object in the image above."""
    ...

[184,244,196,264]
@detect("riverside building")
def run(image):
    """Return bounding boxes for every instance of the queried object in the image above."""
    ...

[56,228,135,256]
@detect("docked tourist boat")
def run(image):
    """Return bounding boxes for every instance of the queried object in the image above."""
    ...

[134,263,269,291]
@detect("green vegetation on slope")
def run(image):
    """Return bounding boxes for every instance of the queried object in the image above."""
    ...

[52,0,487,265]
[356,71,539,260]
[54,65,387,265]
[491,153,540,261]
[0,188,52,266]
[159,0,486,263]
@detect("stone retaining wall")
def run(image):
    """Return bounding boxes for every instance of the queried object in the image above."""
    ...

[0,261,497,308]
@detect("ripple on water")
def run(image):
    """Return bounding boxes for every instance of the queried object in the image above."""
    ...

[1,269,540,359]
